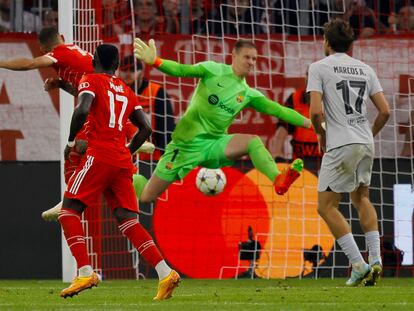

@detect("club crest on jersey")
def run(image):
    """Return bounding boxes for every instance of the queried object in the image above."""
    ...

[166,162,173,170]
[236,94,244,103]
[79,82,90,90]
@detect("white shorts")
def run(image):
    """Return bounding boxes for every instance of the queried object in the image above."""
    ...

[318,143,374,193]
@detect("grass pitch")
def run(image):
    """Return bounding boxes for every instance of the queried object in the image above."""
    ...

[1,278,413,310]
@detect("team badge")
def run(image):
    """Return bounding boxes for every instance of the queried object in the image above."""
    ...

[166,162,173,170]
[236,94,244,103]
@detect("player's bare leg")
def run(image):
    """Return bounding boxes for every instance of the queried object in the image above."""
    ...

[41,201,62,222]
[318,190,373,286]
[351,186,382,285]
[317,191,349,238]
[137,174,172,203]
[225,134,302,195]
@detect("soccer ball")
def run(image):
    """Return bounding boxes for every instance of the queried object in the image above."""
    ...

[195,168,227,196]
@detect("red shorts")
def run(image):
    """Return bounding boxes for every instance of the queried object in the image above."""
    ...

[64,151,85,184]
[64,155,138,212]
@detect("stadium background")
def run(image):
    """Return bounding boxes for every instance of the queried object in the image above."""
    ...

[0,0,413,281]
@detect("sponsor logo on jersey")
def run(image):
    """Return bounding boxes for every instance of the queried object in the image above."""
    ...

[217,82,225,88]
[208,94,219,105]
[218,102,235,114]
[208,94,235,114]
[79,82,90,89]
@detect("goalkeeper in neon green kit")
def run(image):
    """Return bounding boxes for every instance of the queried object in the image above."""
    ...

[133,38,312,203]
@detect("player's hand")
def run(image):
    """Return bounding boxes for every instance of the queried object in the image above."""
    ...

[44,77,60,91]
[75,139,88,155]
[317,133,326,154]
[137,141,155,154]
[134,38,157,65]
[64,144,72,160]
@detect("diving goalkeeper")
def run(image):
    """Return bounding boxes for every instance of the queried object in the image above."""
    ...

[133,38,312,202]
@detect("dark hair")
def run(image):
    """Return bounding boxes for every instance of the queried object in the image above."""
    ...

[323,19,355,53]
[233,39,256,52]
[38,27,60,47]
[121,55,143,71]
[94,44,119,71]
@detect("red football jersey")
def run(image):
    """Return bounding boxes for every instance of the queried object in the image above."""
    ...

[78,74,142,168]
[45,44,94,88]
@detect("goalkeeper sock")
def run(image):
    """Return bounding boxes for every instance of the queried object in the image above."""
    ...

[118,218,165,272]
[58,208,89,269]
[337,233,365,266]
[132,174,148,199]
[247,136,280,182]
[365,231,382,265]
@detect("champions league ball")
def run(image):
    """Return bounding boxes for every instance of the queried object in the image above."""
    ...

[195,168,227,196]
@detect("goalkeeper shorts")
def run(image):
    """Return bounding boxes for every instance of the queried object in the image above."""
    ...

[154,134,234,182]
[318,143,374,193]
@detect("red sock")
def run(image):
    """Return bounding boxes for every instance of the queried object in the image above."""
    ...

[118,218,163,267]
[58,208,89,269]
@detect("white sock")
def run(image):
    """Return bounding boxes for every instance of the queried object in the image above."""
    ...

[365,230,382,265]
[337,233,365,266]
[155,260,172,280]
[78,265,93,277]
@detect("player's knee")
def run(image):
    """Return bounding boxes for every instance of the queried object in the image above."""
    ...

[113,207,138,223]
[248,135,261,144]
[317,205,325,217]
[140,192,156,204]
[317,204,332,217]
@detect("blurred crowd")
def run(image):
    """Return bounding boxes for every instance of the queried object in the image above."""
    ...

[1,0,414,38]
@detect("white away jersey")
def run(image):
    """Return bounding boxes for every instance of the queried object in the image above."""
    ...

[307,53,383,151]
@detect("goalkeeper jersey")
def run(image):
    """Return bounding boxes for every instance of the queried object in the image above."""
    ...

[157,60,307,142]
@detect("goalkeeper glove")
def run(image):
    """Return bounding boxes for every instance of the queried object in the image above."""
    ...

[134,38,157,65]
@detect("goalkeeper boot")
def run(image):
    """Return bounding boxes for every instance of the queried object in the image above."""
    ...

[345,263,373,287]
[274,158,304,195]
[365,262,382,286]
[60,272,100,298]
[153,270,180,300]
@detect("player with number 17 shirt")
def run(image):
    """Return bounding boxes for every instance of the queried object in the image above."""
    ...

[65,73,142,207]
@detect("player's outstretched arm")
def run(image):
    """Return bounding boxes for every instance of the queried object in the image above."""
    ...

[0,55,53,71]
[249,97,311,128]
[134,38,205,78]
[370,91,390,137]
[128,109,152,155]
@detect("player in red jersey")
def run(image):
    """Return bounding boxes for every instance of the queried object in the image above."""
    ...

[0,27,93,93]
[58,44,180,300]
[0,27,94,214]
[0,27,153,220]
